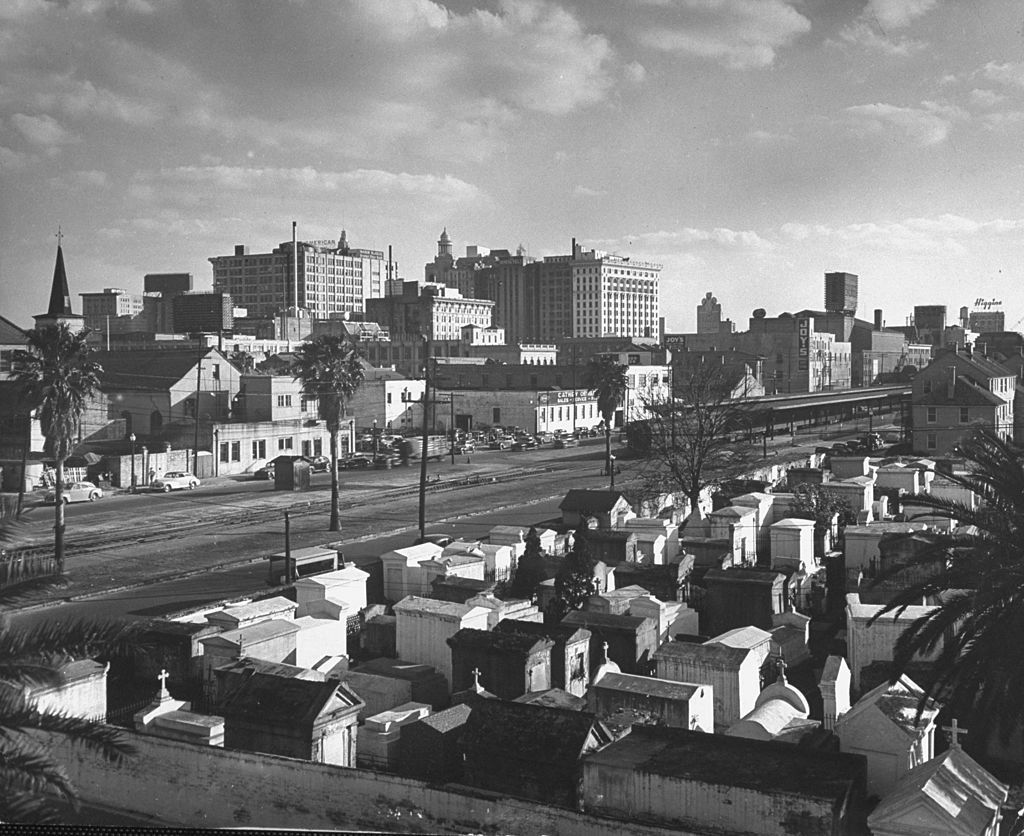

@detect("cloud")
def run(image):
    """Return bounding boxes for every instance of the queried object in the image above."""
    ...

[0,143,33,172]
[635,0,810,70]
[982,62,1024,89]
[863,0,938,30]
[779,214,1024,255]
[612,227,771,250]
[844,101,964,146]
[835,21,925,56]
[574,185,607,197]
[747,128,794,144]
[70,169,109,188]
[969,88,1006,108]
[10,112,72,147]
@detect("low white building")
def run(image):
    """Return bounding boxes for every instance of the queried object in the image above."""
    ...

[393,596,489,691]
[294,564,369,617]
[380,543,444,601]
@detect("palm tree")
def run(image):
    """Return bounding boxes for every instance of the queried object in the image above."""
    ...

[292,336,365,531]
[583,355,628,483]
[12,322,102,573]
[870,427,1024,741]
[0,615,141,823]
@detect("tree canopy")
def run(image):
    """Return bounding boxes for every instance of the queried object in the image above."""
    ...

[870,428,1024,740]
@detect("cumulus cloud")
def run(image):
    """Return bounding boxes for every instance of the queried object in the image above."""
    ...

[844,101,964,146]
[0,143,33,172]
[574,185,607,197]
[779,214,1024,255]
[612,227,771,250]
[982,61,1024,89]
[10,112,72,147]
[835,21,925,56]
[863,0,938,30]
[969,88,1006,108]
[635,0,810,70]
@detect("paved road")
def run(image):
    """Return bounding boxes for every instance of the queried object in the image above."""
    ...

[9,494,566,628]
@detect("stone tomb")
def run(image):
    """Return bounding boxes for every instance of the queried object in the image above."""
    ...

[494,619,592,698]
[356,701,432,771]
[588,670,713,732]
[447,628,553,700]
[393,596,489,691]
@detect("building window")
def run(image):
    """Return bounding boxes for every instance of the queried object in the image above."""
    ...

[926,407,937,424]
[927,432,937,450]
[252,439,266,459]
[923,380,932,394]
[230,441,241,462]
[278,437,293,450]
[959,407,969,424]
[212,364,220,381]
[219,442,229,463]
[277,394,292,407]
[492,407,501,424]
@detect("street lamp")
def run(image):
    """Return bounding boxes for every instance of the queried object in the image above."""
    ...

[129,432,137,493]
[609,454,616,490]
[372,417,379,457]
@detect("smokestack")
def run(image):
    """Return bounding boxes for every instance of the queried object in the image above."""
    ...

[873,309,883,330]
[291,221,298,313]
[571,237,577,258]
[388,245,393,285]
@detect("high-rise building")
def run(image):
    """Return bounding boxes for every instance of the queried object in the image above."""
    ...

[824,272,858,315]
[572,243,661,340]
[697,292,722,334]
[968,309,1005,333]
[365,281,494,342]
[209,230,386,319]
[424,230,661,342]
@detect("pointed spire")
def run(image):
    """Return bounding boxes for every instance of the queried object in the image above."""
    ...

[47,244,73,317]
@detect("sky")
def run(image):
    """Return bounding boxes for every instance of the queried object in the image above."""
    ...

[3,0,1024,334]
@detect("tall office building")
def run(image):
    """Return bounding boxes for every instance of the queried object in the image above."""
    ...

[824,272,858,315]
[697,292,723,334]
[424,230,661,342]
[210,230,386,319]
[572,243,661,340]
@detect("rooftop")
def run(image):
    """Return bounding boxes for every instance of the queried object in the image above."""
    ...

[594,672,701,701]
[584,726,865,800]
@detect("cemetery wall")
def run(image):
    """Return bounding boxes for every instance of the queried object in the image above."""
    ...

[582,767,851,836]
[47,730,692,835]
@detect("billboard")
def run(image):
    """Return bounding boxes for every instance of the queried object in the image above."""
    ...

[797,317,810,371]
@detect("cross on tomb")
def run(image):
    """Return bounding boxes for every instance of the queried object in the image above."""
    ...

[55,225,63,247]
[157,668,171,701]
[775,656,788,682]
[602,641,610,663]
[471,667,482,689]
[942,718,967,750]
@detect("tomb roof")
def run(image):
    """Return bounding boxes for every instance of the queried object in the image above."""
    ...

[654,641,752,667]
[460,700,610,768]
[559,489,626,513]
[415,703,472,734]
[562,610,652,632]
[594,672,701,701]
[447,627,552,654]
[494,619,591,644]
[219,673,361,726]
[514,689,587,711]
[585,726,864,799]
[393,595,488,619]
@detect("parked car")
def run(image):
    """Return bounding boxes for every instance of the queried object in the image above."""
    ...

[453,440,476,454]
[253,463,275,480]
[45,481,103,504]
[536,432,554,445]
[488,438,514,451]
[553,437,579,449]
[511,438,537,452]
[150,471,200,492]
[310,455,331,472]
[339,455,373,470]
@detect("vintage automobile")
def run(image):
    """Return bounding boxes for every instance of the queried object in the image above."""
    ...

[150,471,200,492]
[45,481,103,504]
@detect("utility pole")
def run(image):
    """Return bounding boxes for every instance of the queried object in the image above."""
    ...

[418,337,432,541]
[193,343,203,477]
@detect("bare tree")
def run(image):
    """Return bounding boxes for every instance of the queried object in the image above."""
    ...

[630,363,754,511]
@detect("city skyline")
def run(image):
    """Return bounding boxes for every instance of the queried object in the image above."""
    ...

[3,0,1024,332]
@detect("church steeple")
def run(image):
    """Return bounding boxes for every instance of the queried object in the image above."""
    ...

[35,239,85,331]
